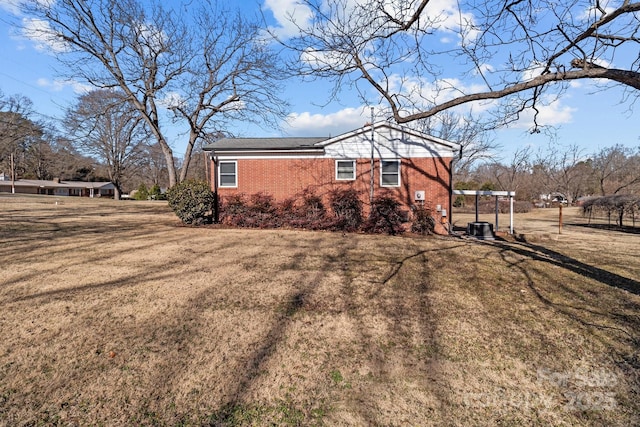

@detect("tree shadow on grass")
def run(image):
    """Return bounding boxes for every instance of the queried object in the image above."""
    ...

[567,222,640,235]
[494,236,640,296]
[486,238,640,351]
[205,235,453,426]
[381,243,469,286]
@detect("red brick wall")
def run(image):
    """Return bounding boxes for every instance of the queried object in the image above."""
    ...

[211,156,452,214]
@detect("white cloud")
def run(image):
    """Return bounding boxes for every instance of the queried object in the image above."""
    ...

[22,17,69,53]
[263,0,313,39]
[300,47,355,72]
[160,92,186,109]
[425,0,477,37]
[37,78,92,94]
[579,3,616,21]
[284,107,373,136]
[134,21,166,54]
[589,57,612,68]
[521,62,546,82]
[386,73,494,116]
[509,98,576,129]
[474,63,495,75]
[0,0,20,14]
[2,0,55,14]
[264,0,476,41]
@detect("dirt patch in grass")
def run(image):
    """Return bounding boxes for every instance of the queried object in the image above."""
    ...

[1,195,639,426]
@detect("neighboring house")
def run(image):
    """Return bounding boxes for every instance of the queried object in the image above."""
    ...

[0,176,115,197]
[203,121,461,222]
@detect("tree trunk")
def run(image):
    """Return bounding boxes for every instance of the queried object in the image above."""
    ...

[179,133,197,183]
[163,146,178,188]
[151,132,177,187]
[619,208,624,227]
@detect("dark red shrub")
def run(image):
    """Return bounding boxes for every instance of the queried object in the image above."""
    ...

[410,205,436,235]
[328,188,363,231]
[362,195,405,235]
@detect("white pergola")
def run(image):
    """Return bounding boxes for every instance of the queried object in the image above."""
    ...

[452,190,516,234]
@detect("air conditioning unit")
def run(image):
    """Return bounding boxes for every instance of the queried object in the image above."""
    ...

[414,191,425,201]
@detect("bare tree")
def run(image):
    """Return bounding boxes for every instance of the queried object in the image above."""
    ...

[1,95,33,169]
[169,7,289,182]
[137,143,170,189]
[535,143,592,204]
[65,90,148,199]
[0,94,48,181]
[492,146,533,194]
[415,111,498,179]
[21,0,288,187]
[282,0,640,130]
[47,136,99,181]
[591,144,640,195]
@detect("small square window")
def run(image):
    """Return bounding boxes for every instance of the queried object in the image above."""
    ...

[381,160,400,187]
[336,160,356,180]
[218,161,237,187]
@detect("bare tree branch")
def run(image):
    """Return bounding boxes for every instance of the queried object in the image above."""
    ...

[20,0,288,187]
[64,89,148,199]
[281,0,640,131]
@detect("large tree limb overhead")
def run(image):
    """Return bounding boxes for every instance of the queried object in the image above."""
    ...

[288,0,640,130]
[389,65,640,124]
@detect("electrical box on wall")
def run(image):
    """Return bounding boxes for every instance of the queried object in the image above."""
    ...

[414,191,425,201]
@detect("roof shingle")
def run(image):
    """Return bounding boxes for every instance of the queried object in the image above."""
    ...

[203,137,329,151]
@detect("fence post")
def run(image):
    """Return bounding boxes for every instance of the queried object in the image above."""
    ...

[559,204,563,234]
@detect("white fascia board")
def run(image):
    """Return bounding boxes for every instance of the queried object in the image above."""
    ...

[453,190,516,197]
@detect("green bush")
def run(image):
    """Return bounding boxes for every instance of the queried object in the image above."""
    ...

[166,180,215,225]
[453,195,465,208]
[134,183,149,201]
[149,184,166,200]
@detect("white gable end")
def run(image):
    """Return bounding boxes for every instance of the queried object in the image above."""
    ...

[321,123,458,159]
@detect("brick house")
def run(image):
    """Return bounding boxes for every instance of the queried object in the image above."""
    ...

[203,121,460,223]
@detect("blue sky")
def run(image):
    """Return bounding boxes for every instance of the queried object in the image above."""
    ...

[1,0,638,163]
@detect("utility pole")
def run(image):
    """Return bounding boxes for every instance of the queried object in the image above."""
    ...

[369,107,375,205]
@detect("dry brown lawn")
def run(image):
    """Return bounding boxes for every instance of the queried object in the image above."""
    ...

[0,195,638,426]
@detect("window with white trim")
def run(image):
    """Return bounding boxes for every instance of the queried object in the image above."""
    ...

[218,160,237,187]
[335,160,356,180]
[381,160,400,187]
